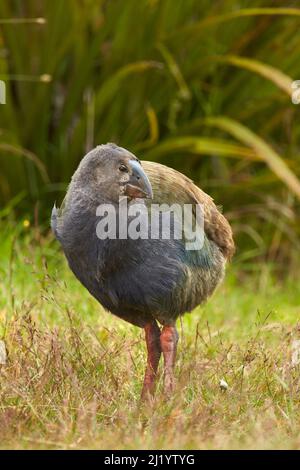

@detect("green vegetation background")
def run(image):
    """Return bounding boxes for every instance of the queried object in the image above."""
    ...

[1,0,300,269]
[1,0,300,450]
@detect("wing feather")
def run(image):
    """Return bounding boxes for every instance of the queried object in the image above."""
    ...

[141,161,235,260]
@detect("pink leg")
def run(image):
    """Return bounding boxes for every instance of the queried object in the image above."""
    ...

[141,321,161,399]
[160,325,179,395]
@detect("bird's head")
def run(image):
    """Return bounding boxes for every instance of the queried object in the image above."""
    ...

[71,143,153,203]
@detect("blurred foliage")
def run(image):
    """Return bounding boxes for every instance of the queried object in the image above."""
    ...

[0,0,300,269]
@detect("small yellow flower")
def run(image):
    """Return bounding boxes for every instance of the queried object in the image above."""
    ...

[36,18,47,25]
[23,219,30,228]
[40,74,52,83]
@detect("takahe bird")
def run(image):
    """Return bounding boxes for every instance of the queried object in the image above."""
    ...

[51,143,234,398]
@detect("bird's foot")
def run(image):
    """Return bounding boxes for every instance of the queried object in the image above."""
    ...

[141,379,156,401]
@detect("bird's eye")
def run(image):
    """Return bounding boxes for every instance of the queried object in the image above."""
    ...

[119,164,128,172]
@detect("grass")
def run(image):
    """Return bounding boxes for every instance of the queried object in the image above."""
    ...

[1,221,300,450]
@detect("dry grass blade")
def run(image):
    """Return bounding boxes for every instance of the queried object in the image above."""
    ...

[0,340,7,365]
[0,18,46,24]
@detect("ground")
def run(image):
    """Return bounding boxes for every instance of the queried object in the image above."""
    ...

[0,222,300,450]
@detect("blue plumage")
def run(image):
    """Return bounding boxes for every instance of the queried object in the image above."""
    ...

[52,144,234,396]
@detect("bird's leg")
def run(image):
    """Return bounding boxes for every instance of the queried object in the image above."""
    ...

[141,320,161,400]
[160,325,179,396]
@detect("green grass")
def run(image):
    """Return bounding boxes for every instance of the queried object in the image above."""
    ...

[1,221,300,449]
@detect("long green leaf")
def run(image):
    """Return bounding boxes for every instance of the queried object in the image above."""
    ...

[203,117,300,200]
[157,43,191,100]
[173,8,300,38]
[95,61,163,111]
[144,136,257,160]
[0,144,49,183]
[215,55,293,97]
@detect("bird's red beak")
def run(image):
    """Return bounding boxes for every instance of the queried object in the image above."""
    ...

[124,160,153,200]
